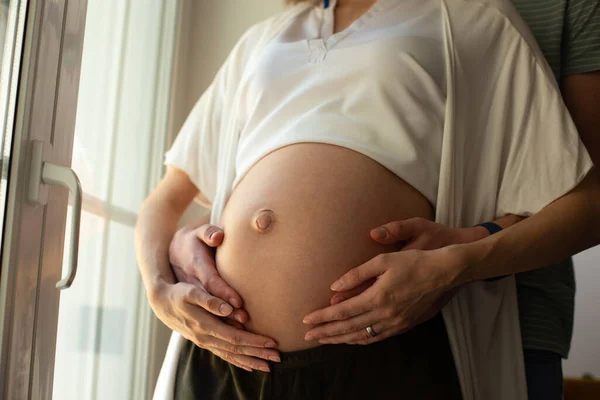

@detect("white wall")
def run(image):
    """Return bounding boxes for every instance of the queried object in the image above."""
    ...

[563,245,600,378]
[169,0,285,141]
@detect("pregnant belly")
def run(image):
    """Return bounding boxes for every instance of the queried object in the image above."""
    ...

[216,143,434,351]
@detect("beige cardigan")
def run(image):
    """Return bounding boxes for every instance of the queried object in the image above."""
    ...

[155,1,592,398]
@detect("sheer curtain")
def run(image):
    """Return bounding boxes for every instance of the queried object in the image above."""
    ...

[52,1,177,399]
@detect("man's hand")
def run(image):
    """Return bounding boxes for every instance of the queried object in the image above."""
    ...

[371,217,488,250]
[169,223,249,324]
[303,247,464,345]
[328,218,488,306]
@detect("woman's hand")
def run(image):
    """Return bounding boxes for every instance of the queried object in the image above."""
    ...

[148,280,280,372]
[159,222,281,371]
[302,247,465,345]
[137,170,280,371]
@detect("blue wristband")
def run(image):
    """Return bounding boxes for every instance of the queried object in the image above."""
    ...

[475,222,507,282]
[475,222,502,235]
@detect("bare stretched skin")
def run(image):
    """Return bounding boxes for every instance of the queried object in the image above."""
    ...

[216,143,433,351]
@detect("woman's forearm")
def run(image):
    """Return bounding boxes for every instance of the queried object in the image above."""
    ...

[135,194,181,291]
[135,168,200,294]
[454,171,600,285]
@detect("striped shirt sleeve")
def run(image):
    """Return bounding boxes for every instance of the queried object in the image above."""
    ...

[562,0,600,76]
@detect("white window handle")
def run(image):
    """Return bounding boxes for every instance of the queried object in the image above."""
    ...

[27,140,82,290]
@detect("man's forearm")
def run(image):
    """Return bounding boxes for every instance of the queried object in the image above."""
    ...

[493,214,526,229]
[468,214,526,242]
[453,171,600,285]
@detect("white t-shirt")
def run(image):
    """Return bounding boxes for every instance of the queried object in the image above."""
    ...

[167,0,446,205]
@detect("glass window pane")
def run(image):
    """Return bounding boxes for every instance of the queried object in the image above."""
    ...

[53,210,105,400]
[94,221,140,400]
[110,3,162,213]
[0,0,27,248]
[70,1,128,201]
[52,1,177,399]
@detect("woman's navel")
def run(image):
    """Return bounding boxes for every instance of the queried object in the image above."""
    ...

[252,209,276,233]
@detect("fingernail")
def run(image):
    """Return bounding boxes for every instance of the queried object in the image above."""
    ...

[219,303,233,315]
[230,298,242,308]
[209,231,216,240]
[265,341,277,348]
[235,314,244,323]
[302,317,313,324]
[330,281,343,291]
[258,365,270,373]
[269,356,281,362]
[374,227,388,239]
[304,333,316,341]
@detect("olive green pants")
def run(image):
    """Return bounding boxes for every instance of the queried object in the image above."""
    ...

[174,314,462,400]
